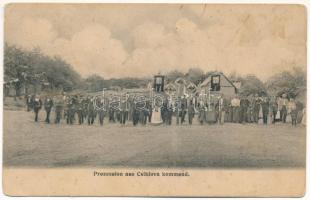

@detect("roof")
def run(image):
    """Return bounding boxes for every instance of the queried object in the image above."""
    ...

[174,77,188,85]
[164,83,177,91]
[199,72,238,91]
[187,81,196,88]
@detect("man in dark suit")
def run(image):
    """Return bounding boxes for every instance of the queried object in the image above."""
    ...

[87,97,96,125]
[270,97,278,124]
[188,101,195,125]
[166,100,173,125]
[262,97,270,124]
[33,95,42,122]
[67,96,77,125]
[97,97,105,126]
[76,97,84,125]
[54,95,63,124]
[120,98,128,125]
[146,100,152,123]
[132,103,139,126]
[239,97,249,123]
[180,96,187,124]
[44,96,54,123]
[253,95,261,123]
[198,100,206,125]
[25,95,33,112]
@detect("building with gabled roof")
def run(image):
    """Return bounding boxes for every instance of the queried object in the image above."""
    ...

[198,72,238,99]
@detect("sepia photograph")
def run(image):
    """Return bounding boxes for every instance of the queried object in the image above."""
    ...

[2,3,307,196]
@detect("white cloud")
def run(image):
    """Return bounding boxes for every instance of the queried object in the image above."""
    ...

[6,17,57,50]
[6,18,129,78]
[5,4,306,81]
[59,24,129,78]
[131,22,166,48]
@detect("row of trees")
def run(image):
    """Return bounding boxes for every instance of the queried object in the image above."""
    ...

[4,44,306,102]
[86,66,306,102]
[4,44,150,95]
[84,68,219,92]
[83,75,149,92]
[230,67,306,100]
[4,44,83,95]
[165,67,306,100]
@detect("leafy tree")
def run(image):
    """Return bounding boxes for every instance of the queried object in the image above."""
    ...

[185,68,205,84]
[227,70,243,82]
[239,74,267,96]
[4,44,82,95]
[4,44,37,96]
[106,78,149,89]
[83,75,150,91]
[84,74,105,92]
[165,70,185,82]
[265,67,306,98]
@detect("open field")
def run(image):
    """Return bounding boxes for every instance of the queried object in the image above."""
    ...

[3,110,306,168]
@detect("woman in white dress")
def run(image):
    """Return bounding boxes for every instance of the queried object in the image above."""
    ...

[150,95,163,125]
[151,105,163,125]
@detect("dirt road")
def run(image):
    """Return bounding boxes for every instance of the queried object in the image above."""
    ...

[3,110,306,168]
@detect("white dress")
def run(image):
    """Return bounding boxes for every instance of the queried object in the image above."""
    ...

[151,107,163,125]
[258,105,263,124]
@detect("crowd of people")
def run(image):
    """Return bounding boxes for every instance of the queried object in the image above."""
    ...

[25,92,305,127]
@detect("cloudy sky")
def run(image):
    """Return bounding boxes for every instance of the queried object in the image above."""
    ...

[5,4,306,80]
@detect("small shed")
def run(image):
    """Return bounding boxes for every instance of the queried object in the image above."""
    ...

[198,72,238,99]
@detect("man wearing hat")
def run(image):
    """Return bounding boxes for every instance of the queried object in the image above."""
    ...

[33,95,42,122]
[44,96,54,123]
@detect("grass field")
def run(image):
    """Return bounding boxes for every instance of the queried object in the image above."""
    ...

[3,109,306,168]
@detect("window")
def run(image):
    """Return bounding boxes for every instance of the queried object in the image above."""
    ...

[154,76,164,92]
[211,75,220,91]
[156,77,162,84]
